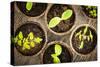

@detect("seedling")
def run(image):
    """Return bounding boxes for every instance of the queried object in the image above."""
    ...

[51,44,62,63]
[14,31,43,50]
[48,9,73,28]
[26,2,33,11]
[75,26,93,49]
[84,6,97,18]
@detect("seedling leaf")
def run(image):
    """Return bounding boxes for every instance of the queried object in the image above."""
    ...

[30,41,35,47]
[51,54,60,63]
[55,44,62,56]
[18,31,23,40]
[79,41,84,49]
[26,2,33,11]
[61,9,73,20]
[89,30,93,41]
[87,36,90,41]
[48,17,61,28]
[83,26,88,35]
[79,34,82,41]
[17,40,22,46]
[14,36,18,43]
[23,42,30,50]
[34,37,42,44]
[75,31,82,37]
[28,32,34,40]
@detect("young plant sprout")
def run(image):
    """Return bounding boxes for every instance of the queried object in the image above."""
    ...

[75,26,93,49]
[51,44,62,63]
[48,9,73,28]
[26,2,33,11]
[14,31,42,50]
[84,6,97,18]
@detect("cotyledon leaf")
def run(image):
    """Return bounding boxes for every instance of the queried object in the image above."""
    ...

[30,41,35,47]
[61,9,73,20]
[26,2,33,11]
[83,26,88,35]
[34,37,43,44]
[89,30,93,41]
[23,42,30,50]
[17,40,22,46]
[79,41,84,49]
[18,31,23,40]
[55,44,62,56]
[48,17,61,28]
[51,54,60,63]
[28,32,34,40]
[75,30,82,37]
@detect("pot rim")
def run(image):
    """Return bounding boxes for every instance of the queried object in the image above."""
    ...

[14,21,47,57]
[70,24,97,56]
[15,1,48,19]
[45,4,76,36]
[41,41,73,64]
[80,6,97,20]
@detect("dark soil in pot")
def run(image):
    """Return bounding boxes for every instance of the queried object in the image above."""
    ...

[47,4,75,33]
[16,1,47,17]
[43,44,72,64]
[81,6,97,19]
[71,26,97,55]
[15,22,46,56]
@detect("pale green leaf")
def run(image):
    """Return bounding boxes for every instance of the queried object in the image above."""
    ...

[18,31,23,40]
[34,37,42,44]
[30,41,35,47]
[28,32,34,40]
[87,36,90,41]
[51,54,60,63]
[55,44,62,56]
[89,30,93,41]
[14,36,18,43]
[75,31,82,37]
[26,2,33,11]
[61,9,73,20]
[79,41,84,49]
[48,17,61,28]
[17,40,22,46]
[83,26,88,35]
[79,34,82,41]
[23,42,30,50]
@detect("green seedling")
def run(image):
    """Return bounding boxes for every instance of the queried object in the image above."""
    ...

[51,44,62,63]
[83,26,88,35]
[48,9,73,28]
[26,2,33,11]
[14,31,43,50]
[34,37,43,44]
[79,41,84,49]
[75,26,94,49]
[85,6,97,18]
[51,54,60,63]
[89,30,93,41]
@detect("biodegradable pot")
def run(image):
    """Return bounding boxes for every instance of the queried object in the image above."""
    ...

[15,22,47,56]
[45,4,76,35]
[70,24,97,55]
[81,6,97,19]
[41,41,73,64]
[16,1,47,17]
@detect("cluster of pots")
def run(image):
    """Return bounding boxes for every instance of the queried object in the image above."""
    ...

[12,1,97,65]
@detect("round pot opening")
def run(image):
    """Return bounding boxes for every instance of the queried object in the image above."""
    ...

[15,22,46,56]
[46,4,75,35]
[81,6,97,19]
[42,41,73,64]
[16,1,47,17]
[71,24,97,55]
